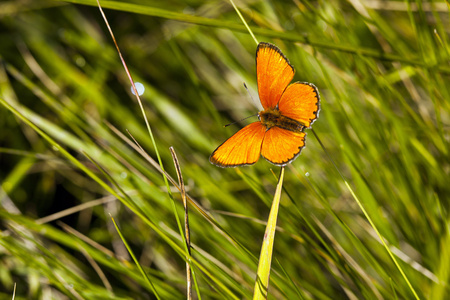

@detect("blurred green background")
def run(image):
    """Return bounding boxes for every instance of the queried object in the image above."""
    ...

[0,0,449,299]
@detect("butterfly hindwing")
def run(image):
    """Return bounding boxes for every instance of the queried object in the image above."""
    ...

[261,127,306,166]
[256,42,294,110]
[277,82,320,128]
[210,122,266,167]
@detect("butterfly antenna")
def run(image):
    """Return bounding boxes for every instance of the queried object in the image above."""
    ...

[224,113,258,127]
[223,82,259,127]
[243,82,258,106]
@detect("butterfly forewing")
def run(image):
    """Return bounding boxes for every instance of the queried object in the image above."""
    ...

[256,42,294,109]
[210,122,266,167]
[277,82,320,128]
[261,127,306,165]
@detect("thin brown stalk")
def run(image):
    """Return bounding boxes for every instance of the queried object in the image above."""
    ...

[169,147,192,300]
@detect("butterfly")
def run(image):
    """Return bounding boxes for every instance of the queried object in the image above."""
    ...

[210,42,320,167]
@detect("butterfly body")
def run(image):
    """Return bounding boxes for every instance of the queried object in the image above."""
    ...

[210,42,320,168]
[259,107,304,133]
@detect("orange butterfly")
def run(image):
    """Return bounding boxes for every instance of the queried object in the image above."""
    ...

[210,42,320,167]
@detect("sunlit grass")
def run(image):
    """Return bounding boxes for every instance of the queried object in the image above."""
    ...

[0,0,449,299]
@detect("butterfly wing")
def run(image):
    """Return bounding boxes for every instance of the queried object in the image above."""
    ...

[256,42,294,109]
[210,122,266,167]
[261,127,306,166]
[277,82,320,128]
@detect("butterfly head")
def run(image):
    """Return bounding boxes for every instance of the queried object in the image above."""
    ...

[258,107,280,129]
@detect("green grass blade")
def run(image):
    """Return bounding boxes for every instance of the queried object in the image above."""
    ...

[110,215,161,299]
[253,167,285,299]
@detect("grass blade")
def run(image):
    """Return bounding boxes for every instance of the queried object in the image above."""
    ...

[253,167,285,299]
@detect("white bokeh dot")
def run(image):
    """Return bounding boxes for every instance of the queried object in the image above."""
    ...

[131,82,145,96]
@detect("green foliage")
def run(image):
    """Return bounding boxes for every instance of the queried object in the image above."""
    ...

[0,0,449,299]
